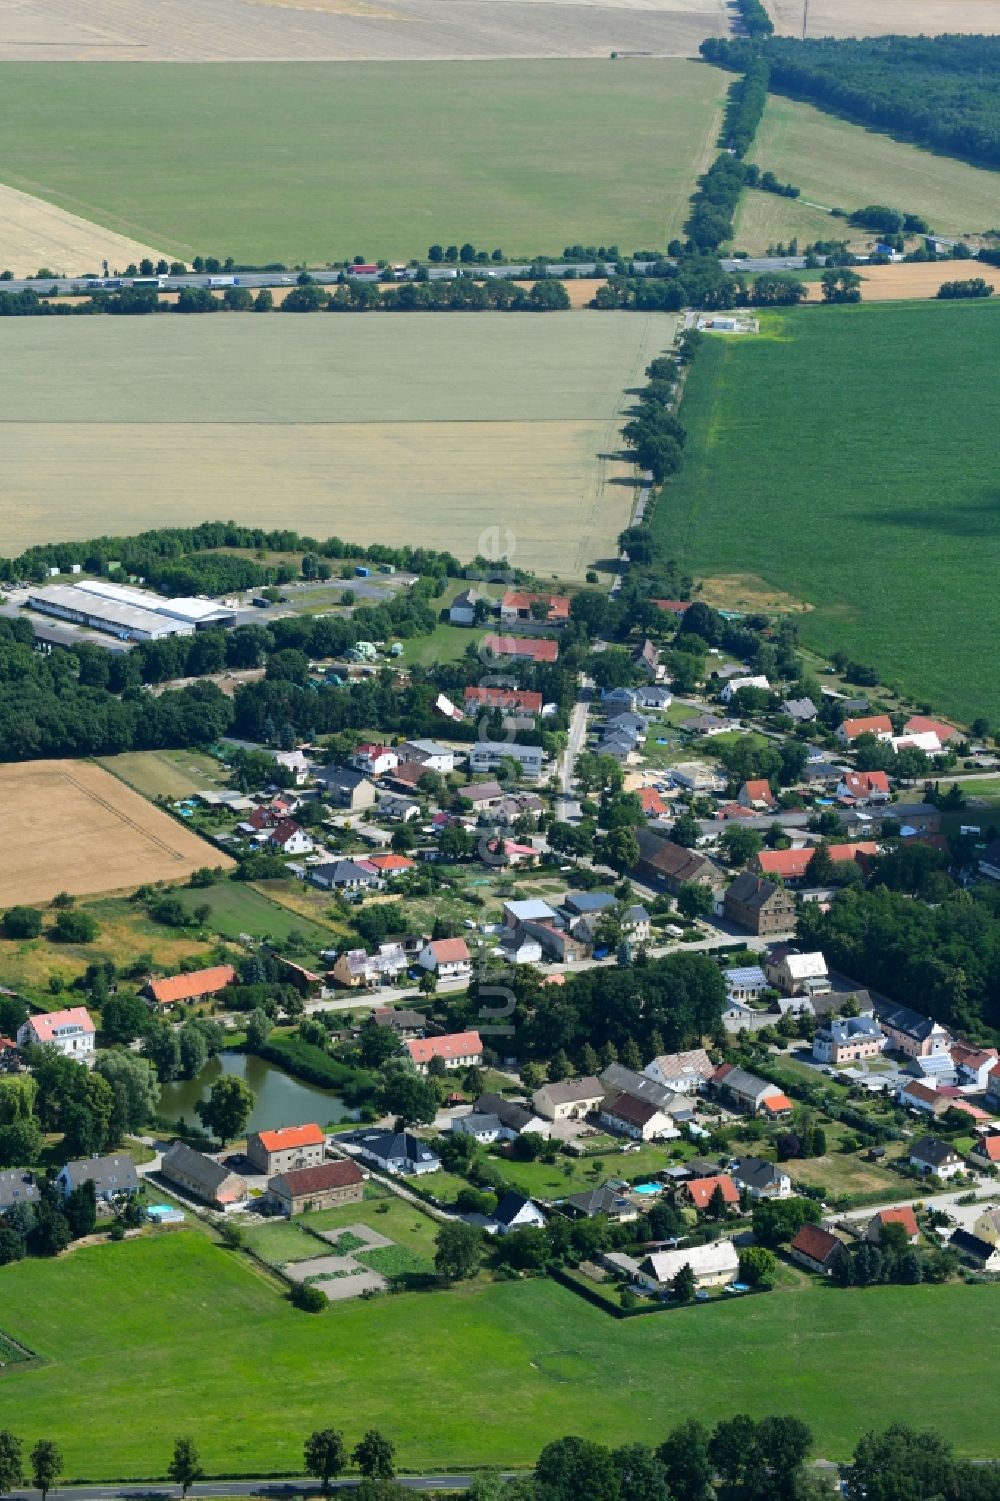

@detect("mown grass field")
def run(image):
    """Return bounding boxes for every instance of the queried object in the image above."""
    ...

[731,185,841,255]
[0,61,724,265]
[746,92,1000,238]
[657,301,1000,726]
[0,313,670,575]
[97,749,230,801]
[3,1231,1000,1475]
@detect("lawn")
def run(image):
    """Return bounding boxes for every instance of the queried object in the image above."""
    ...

[745,91,1000,239]
[301,1192,441,1261]
[173,879,337,955]
[0,313,669,576]
[731,186,843,256]
[96,749,230,802]
[4,1231,1000,1475]
[657,301,1000,726]
[494,1142,688,1200]
[240,1220,330,1267]
[0,62,724,265]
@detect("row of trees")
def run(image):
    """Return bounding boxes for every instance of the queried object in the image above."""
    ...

[593,268,808,313]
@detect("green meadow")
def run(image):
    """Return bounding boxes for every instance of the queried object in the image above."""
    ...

[656,300,1000,726]
[0,61,724,265]
[2,1231,1000,1475]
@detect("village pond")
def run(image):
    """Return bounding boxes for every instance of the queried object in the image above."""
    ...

[156,1051,355,1134]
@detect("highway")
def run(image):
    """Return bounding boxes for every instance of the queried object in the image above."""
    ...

[0,256,814,298]
[5,1478,528,1499]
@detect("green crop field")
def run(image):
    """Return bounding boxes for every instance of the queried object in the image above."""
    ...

[0,312,671,576]
[0,61,724,266]
[2,1232,1000,1475]
[657,301,1000,726]
[173,880,338,953]
[745,92,1000,238]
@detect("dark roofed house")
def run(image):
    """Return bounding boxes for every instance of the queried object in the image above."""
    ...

[56,1153,139,1202]
[949,1228,1000,1271]
[492,1191,546,1234]
[475,1092,549,1138]
[343,1128,441,1176]
[599,1091,678,1141]
[160,1141,247,1208]
[790,1223,844,1275]
[564,1185,638,1222]
[910,1136,964,1179]
[0,1168,40,1211]
[635,829,721,895]
[875,999,952,1059]
[723,871,797,937]
[266,1159,364,1217]
[321,766,377,811]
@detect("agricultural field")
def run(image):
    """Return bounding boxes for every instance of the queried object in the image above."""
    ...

[731,186,843,256]
[4,1231,1000,1476]
[766,0,1000,37]
[0,61,725,267]
[745,93,1000,239]
[97,748,230,802]
[0,760,232,906]
[657,300,1000,726]
[0,313,671,576]
[799,262,1000,303]
[0,0,731,62]
[0,180,165,279]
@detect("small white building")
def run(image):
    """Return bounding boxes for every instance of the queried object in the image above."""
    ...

[720,675,770,705]
[417,938,472,980]
[644,1238,739,1291]
[400,739,456,773]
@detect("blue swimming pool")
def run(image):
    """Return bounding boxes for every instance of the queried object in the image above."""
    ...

[633,1183,662,1196]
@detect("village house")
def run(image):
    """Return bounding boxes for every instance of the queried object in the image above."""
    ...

[634,684,673,711]
[449,587,490,625]
[684,1174,740,1212]
[865,1207,920,1245]
[321,766,377,812]
[601,1063,693,1120]
[732,1156,792,1200]
[789,1223,844,1276]
[344,1128,441,1176]
[400,739,456,774]
[563,1186,638,1222]
[141,966,237,1014]
[903,715,959,745]
[910,1136,964,1179]
[633,638,661,681]
[267,819,314,856]
[56,1153,139,1203]
[764,947,830,998]
[417,937,472,980]
[898,1080,950,1117]
[352,743,399,778]
[948,1228,1000,1272]
[377,791,421,824]
[332,944,408,989]
[499,590,569,625]
[468,741,545,780]
[463,687,543,716]
[17,1006,96,1064]
[720,675,770,704]
[451,1112,504,1144]
[973,1206,1000,1244]
[638,787,668,819]
[722,966,769,1004]
[160,1141,248,1208]
[723,872,797,937]
[813,1015,886,1065]
[987,1066,1000,1110]
[950,1043,999,1091]
[634,830,723,897]
[266,1159,364,1217]
[0,1169,40,1212]
[836,714,893,745]
[644,1048,714,1095]
[837,770,891,805]
[492,1191,547,1234]
[483,634,559,665]
[711,1064,793,1117]
[459,778,506,811]
[781,696,818,724]
[246,1123,326,1177]
[876,1000,953,1059]
[476,1092,550,1138]
[968,1135,1000,1170]
[738,779,776,812]
[309,859,383,894]
[405,1030,483,1074]
[643,1238,739,1291]
[599,1092,679,1142]
[533,1076,604,1122]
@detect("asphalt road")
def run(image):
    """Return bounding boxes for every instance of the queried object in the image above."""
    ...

[1,256,815,297]
[7,1478,526,1499]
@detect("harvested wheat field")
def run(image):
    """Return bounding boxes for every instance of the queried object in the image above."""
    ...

[0,312,672,575]
[802,262,1000,301]
[0,181,166,279]
[0,761,232,906]
[0,0,730,60]
[766,0,1000,36]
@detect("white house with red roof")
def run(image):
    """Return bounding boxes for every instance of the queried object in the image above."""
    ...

[836,714,893,745]
[17,1006,95,1065]
[737,778,776,812]
[417,937,472,980]
[891,730,946,757]
[865,1206,920,1244]
[903,715,959,745]
[353,743,399,778]
[406,1030,483,1074]
[499,591,570,625]
[950,1042,999,1091]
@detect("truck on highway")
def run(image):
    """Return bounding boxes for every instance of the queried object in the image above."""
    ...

[208,276,239,286]
[348,264,378,276]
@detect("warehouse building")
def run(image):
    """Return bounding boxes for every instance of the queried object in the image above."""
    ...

[27,580,236,643]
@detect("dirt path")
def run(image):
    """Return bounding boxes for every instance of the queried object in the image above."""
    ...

[0,181,167,279]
